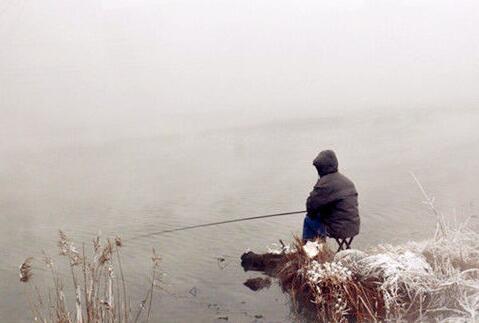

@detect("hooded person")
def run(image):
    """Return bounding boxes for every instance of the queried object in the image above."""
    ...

[303,150,360,240]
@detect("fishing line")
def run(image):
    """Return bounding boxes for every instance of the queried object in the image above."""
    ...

[128,210,306,242]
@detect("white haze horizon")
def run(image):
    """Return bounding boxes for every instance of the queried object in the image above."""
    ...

[1,0,479,152]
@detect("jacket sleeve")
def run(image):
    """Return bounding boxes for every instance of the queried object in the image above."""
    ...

[306,186,331,218]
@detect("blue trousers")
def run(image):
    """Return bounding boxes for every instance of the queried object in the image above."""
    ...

[302,216,327,240]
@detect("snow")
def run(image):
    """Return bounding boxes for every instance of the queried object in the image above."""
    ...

[359,250,432,279]
[302,241,323,258]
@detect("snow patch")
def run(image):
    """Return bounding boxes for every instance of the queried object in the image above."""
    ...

[303,241,324,259]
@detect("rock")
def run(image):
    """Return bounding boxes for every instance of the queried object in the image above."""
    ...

[240,251,284,275]
[243,277,272,291]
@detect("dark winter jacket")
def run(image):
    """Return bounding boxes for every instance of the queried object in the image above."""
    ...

[306,150,360,239]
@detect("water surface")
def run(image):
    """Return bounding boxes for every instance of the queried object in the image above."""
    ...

[1,108,479,322]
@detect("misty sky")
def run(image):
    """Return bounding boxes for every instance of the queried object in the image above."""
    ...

[1,0,478,149]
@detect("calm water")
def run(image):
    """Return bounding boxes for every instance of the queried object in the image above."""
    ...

[1,108,478,322]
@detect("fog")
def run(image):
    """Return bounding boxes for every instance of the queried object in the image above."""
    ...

[1,1,479,321]
[1,0,478,151]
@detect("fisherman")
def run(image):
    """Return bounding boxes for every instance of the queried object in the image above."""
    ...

[303,150,360,241]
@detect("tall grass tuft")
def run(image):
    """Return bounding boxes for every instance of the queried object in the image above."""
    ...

[19,231,161,323]
[274,221,478,322]
[272,177,479,322]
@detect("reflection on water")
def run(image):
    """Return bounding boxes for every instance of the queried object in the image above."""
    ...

[1,108,478,322]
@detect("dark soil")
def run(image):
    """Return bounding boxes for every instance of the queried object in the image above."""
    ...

[240,251,285,275]
[243,277,272,291]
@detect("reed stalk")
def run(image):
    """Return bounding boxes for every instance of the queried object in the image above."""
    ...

[20,232,161,323]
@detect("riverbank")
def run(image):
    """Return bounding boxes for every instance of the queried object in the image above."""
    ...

[243,218,479,322]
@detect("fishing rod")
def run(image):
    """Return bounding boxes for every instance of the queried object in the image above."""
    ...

[128,210,306,241]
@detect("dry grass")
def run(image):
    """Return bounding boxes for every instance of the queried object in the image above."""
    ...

[275,221,478,322]
[275,237,334,312]
[273,178,479,322]
[276,237,385,322]
[19,231,161,323]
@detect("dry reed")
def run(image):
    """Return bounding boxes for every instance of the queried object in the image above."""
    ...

[19,231,161,323]
[273,178,479,322]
